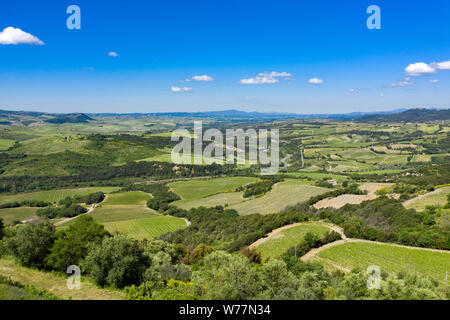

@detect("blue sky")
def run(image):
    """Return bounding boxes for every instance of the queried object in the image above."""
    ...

[0,0,449,114]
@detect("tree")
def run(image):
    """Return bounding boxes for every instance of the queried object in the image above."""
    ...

[143,251,191,283]
[258,258,300,299]
[46,215,108,271]
[192,251,261,299]
[5,221,54,268]
[0,218,4,240]
[82,234,148,288]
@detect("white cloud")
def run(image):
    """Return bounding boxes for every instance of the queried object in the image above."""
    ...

[349,88,360,93]
[380,93,385,97]
[171,86,192,92]
[0,27,44,45]
[108,51,119,57]
[433,60,450,70]
[240,71,292,84]
[404,60,450,77]
[192,75,214,82]
[308,78,323,84]
[429,79,439,83]
[405,62,436,76]
[384,77,413,88]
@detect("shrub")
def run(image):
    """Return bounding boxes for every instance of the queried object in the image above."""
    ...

[5,221,54,268]
[46,215,109,271]
[82,235,148,288]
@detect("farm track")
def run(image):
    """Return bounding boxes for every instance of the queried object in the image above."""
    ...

[53,194,109,226]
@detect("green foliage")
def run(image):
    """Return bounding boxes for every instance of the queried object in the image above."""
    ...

[192,251,261,299]
[36,204,87,219]
[0,200,50,209]
[125,279,201,300]
[306,184,365,206]
[5,221,54,268]
[82,234,148,288]
[312,197,449,250]
[58,192,105,207]
[284,230,342,258]
[0,218,4,240]
[46,215,109,271]
[238,177,283,198]
[161,205,311,251]
[0,275,60,300]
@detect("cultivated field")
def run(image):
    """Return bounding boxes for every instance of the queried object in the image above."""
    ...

[229,180,328,215]
[313,183,391,209]
[170,177,258,201]
[315,241,450,282]
[253,222,331,259]
[0,187,121,205]
[174,191,245,210]
[89,205,158,223]
[0,207,38,225]
[404,186,450,211]
[102,191,150,206]
[81,191,188,240]
[102,216,187,240]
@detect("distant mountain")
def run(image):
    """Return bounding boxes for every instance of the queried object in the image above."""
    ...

[89,108,407,120]
[45,113,93,124]
[357,108,450,122]
[1,107,447,123]
[0,109,47,118]
[0,109,93,125]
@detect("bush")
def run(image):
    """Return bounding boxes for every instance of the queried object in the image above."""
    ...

[0,218,4,240]
[37,204,87,219]
[5,221,54,268]
[46,215,109,271]
[82,235,148,288]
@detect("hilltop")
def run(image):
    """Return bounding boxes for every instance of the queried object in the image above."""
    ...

[357,108,450,122]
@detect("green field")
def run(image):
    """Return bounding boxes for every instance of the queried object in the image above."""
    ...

[229,180,328,215]
[102,191,150,206]
[169,177,258,201]
[0,138,15,151]
[282,171,348,181]
[79,191,188,240]
[0,187,121,205]
[404,187,450,211]
[255,223,331,259]
[0,207,38,225]
[90,205,158,223]
[172,179,327,214]
[102,216,187,240]
[316,241,450,282]
[174,191,245,210]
